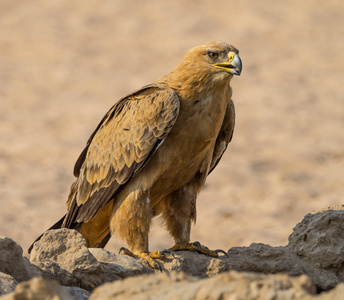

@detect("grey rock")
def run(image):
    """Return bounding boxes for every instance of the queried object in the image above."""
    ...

[65,286,91,300]
[0,272,18,296]
[90,247,229,278]
[288,210,344,290]
[29,229,159,292]
[224,210,344,291]
[89,248,153,279]
[227,243,303,275]
[0,236,30,282]
[317,284,344,300]
[1,208,342,298]
[0,277,72,300]
[89,270,316,300]
[159,251,230,277]
[29,229,107,291]
[23,256,43,278]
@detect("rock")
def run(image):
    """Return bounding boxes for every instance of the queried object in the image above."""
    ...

[0,208,341,298]
[0,236,30,282]
[29,229,155,291]
[0,277,72,300]
[317,283,344,300]
[90,247,230,278]
[226,242,316,280]
[89,270,316,300]
[65,286,91,300]
[225,210,344,291]
[227,243,297,274]
[157,250,230,277]
[91,247,229,278]
[0,272,18,296]
[22,257,43,278]
[89,248,154,279]
[288,210,344,290]
[29,229,107,291]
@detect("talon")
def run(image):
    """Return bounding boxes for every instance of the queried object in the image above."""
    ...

[119,248,167,270]
[192,241,202,251]
[119,247,136,257]
[149,250,166,260]
[160,249,175,258]
[170,242,225,258]
[214,249,228,257]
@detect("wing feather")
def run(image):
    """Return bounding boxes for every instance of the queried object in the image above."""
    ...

[208,99,235,174]
[63,85,180,227]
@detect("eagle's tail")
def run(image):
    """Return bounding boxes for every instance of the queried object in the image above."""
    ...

[27,213,112,254]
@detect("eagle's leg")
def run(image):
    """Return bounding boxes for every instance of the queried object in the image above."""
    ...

[159,182,226,258]
[110,189,164,269]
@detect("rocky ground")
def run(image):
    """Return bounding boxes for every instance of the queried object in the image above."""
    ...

[1,0,343,254]
[1,208,344,299]
[0,0,343,299]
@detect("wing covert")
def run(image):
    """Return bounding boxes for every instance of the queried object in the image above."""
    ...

[63,87,180,227]
[208,99,235,174]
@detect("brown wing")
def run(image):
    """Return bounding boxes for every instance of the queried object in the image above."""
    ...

[63,85,180,228]
[208,99,235,174]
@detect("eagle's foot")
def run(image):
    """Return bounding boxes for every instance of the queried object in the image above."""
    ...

[169,241,228,258]
[119,247,165,270]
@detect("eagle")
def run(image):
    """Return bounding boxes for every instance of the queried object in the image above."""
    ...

[29,42,242,269]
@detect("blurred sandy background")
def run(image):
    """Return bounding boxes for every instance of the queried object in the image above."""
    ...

[0,0,343,256]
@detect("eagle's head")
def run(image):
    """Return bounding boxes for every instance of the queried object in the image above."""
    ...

[185,42,242,77]
[166,42,242,99]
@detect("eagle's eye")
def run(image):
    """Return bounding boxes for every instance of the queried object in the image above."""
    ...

[208,52,219,59]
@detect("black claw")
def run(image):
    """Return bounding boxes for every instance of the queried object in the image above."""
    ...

[160,249,175,258]
[157,264,163,273]
[214,249,228,257]
[119,247,126,255]
[192,241,202,251]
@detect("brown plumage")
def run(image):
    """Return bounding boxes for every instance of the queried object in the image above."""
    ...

[29,42,242,268]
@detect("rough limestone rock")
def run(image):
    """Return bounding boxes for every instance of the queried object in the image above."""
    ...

[0,236,30,282]
[91,247,229,278]
[29,229,154,291]
[0,277,72,300]
[27,209,344,293]
[0,208,342,298]
[22,257,43,278]
[317,284,344,300]
[153,250,230,277]
[89,270,316,300]
[0,272,18,296]
[227,243,296,273]
[29,229,108,291]
[225,210,344,291]
[288,210,344,290]
[89,248,154,278]
[226,243,321,283]
[65,286,91,300]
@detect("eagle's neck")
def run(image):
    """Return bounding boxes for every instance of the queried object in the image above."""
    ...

[161,65,231,102]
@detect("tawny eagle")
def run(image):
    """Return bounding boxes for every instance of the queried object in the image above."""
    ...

[29,42,242,269]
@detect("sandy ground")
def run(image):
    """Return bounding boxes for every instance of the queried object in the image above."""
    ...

[0,0,343,256]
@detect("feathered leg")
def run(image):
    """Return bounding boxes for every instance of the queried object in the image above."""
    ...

[158,176,226,258]
[110,189,164,269]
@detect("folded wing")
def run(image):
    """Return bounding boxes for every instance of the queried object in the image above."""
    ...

[63,85,180,228]
[208,99,235,174]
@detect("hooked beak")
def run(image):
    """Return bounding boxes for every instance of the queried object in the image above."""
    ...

[213,52,242,76]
